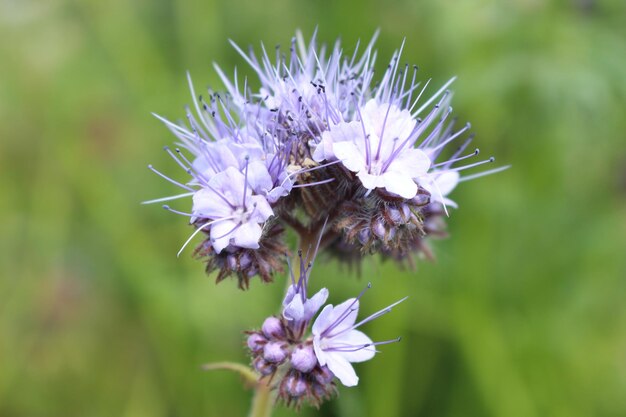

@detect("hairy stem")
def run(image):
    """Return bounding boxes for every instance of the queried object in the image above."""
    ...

[248,380,275,417]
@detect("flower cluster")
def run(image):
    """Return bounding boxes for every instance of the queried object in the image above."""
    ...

[148,31,504,287]
[148,30,506,412]
[246,250,404,408]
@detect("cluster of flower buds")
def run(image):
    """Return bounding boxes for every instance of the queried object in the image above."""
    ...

[147,30,505,288]
[246,250,404,408]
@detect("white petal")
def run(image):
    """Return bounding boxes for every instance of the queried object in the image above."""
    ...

[389,148,431,178]
[322,298,359,336]
[312,133,335,162]
[326,352,359,387]
[283,295,305,321]
[381,171,418,198]
[331,330,376,363]
[246,161,274,195]
[441,196,458,209]
[232,222,262,249]
[249,195,274,222]
[313,336,327,366]
[209,167,246,205]
[333,141,365,173]
[210,220,238,253]
[282,285,297,310]
[192,188,231,219]
[304,288,329,321]
[357,171,385,191]
[312,304,335,336]
[434,171,460,196]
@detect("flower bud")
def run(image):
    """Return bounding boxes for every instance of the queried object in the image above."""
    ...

[253,357,276,376]
[358,228,370,245]
[411,192,430,206]
[262,316,285,339]
[313,365,334,385]
[263,341,288,363]
[290,345,317,373]
[387,207,403,225]
[239,253,252,269]
[372,219,386,239]
[227,254,237,270]
[246,332,266,353]
[284,372,307,398]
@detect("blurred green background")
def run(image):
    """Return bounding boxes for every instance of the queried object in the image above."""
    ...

[1,0,626,416]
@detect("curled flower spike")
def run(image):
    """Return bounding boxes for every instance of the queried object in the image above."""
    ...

[312,284,406,387]
[147,30,507,286]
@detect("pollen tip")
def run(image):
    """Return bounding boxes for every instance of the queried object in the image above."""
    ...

[162,205,170,210]
[489,157,495,162]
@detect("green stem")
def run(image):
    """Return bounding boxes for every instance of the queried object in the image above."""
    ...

[248,379,275,417]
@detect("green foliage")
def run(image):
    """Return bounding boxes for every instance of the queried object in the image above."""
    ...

[1,1,625,416]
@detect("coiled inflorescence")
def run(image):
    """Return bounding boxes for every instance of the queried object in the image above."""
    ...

[147,30,506,287]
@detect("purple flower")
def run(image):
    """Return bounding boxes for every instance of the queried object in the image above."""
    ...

[192,167,273,253]
[313,99,431,198]
[312,287,406,387]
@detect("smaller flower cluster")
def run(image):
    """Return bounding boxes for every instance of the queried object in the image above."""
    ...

[246,251,404,408]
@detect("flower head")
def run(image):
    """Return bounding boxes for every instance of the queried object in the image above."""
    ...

[148,31,507,285]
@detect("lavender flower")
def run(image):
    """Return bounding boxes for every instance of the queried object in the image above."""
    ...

[282,250,329,333]
[312,285,406,387]
[312,99,431,198]
[192,167,273,253]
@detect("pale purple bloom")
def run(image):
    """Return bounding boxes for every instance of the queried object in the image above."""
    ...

[313,99,431,198]
[312,288,406,387]
[283,284,329,324]
[192,167,273,253]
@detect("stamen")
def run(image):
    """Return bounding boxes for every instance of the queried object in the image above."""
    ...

[164,146,190,172]
[452,156,495,172]
[162,205,193,217]
[350,296,408,330]
[321,283,372,338]
[148,165,194,191]
[376,100,395,160]
[285,255,296,287]
[186,71,212,133]
[353,95,372,168]
[432,148,479,167]
[412,76,456,117]
[242,156,250,208]
[176,216,238,258]
[327,337,402,352]
[291,178,335,188]
[428,122,471,153]
[141,192,194,205]
[459,165,511,182]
